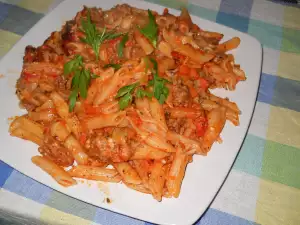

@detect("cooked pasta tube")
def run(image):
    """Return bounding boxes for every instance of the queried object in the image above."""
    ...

[131,144,170,160]
[9,116,44,139]
[166,149,189,198]
[85,111,126,130]
[148,160,167,201]
[32,156,77,187]
[10,128,43,146]
[68,165,121,182]
[50,121,71,142]
[63,135,89,165]
[113,162,142,185]
[50,92,69,119]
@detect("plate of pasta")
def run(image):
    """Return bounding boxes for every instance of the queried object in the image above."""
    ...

[0,0,262,224]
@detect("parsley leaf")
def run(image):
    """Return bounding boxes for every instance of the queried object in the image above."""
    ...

[115,82,139,98]
[117,33,129,58]
[115,82,139,109]
[80,10,122,60]
[64,55,83,75]
[69,89,78,112]
[148,58,170,104]
[138,10,158,47]
[103,63,121,70]
[64,55,99,111]
[118,93,133,110]
[136,88,153,98]
[144,56,150,73]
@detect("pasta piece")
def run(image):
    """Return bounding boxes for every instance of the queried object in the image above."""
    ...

[10,128,43,146]
[35,99,55,112]
[148,160,167,201]
[132,160,151,194]
[166,149,189,198]
[50,121,71,142]
[217,37,240,52]
[157,57,175,75]
[65,114,82,139]
[131,144,170,160]
[149,98,168,131]
[50,92,69,119]
[32,156,76,187]
[203,107,227,152]
[85,111,126,130]
[178,7,193,33]
[157,41,172,58]
[9,116,44,139]
[68,165,121,182]
[125,183,151,194]
[113,162,142,185]
[166,131,205,155]
[163,29,214,64]
[64,135,89,165]
[166,107,204,119]
[28,110,56,122]
[209,94,240,113]
[200,99,219,111]
[226,108,239,126]
[93,70,120,105]
[134,30,154,55]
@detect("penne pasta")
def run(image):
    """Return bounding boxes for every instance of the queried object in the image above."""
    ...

[50,92,69,119]
[113,162,142,185]
[10,127,43,146]
[166,149,189,198]
[148,160,167,201]
[85,111,126,130]
[131,144,170,160]
[68,165,122,182]
[217,37,241,52]
[32,156,77,187]
[50,121,71,142]
[63,135,89,165]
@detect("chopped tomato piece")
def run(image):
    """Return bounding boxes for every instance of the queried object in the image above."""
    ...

[125,40,134,47]
[189,68,199,80]
[188,85,198,98]
[198,77,209,90]
[79,133,87,145]
[178,65,190,76]
[171,51,186,61]
[84,103,101,115]
[195,117,207,137]
[127,110,142,126]
[22,72,40,81]
[108,37,122,46]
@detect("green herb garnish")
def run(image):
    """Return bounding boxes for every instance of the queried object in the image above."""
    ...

[138,10,158,47]
[136,88,153,99]
[117,33,129,58]
[80,10,122,60]
[103,63,121,70]
[148,58,170,104]
[115,82,139,109]
[64,55,98,111]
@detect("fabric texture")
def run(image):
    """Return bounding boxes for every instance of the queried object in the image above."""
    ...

[0,0,299,224]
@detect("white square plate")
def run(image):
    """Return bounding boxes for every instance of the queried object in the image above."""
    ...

[0,0,262,224]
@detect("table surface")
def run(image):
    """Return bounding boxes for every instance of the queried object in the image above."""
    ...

[0,0,300,225]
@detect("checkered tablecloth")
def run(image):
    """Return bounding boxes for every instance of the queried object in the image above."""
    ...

[0,0,299,224]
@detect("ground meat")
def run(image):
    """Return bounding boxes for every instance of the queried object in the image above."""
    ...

[84,130,133,163]
[166,117,188,134]
[23,46,37,63]
[172,78,190,107]
[38,135,74,167]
